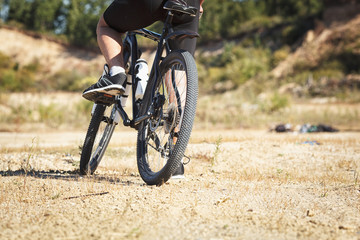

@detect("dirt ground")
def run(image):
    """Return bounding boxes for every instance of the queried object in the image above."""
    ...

[0,129,359,240]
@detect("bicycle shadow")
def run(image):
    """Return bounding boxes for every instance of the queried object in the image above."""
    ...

[0,169,143,186]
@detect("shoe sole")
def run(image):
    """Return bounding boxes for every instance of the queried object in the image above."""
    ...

[82,85,125,102]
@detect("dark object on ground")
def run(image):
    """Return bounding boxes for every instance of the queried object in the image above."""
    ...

[300,124,339,133]
[272,123,339,133]
[316,124,339,132]
[273,124,292,133]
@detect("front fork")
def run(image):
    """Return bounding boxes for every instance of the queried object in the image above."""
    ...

[91,103,122,125]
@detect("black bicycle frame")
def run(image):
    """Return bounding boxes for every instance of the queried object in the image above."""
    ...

[115,11,199,129]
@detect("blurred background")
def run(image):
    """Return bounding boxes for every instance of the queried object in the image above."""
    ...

[0,0,359,132]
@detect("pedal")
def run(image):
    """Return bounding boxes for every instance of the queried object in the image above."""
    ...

[94,92,116,106]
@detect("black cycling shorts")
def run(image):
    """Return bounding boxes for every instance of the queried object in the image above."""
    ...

[103,0,200,55]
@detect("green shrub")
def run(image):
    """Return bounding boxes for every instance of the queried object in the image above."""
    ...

[269,93,289,113]
[75,100,93,115]
[69,76,97,92]
[0,52,15,69]
[272,46,291,67]
[0,68,36,92]
[281,19,315,45]
[198,44,271,93]
[331,50,360,74]
[0,51,39,92]
[259,92,290,113]
[0,69,17,91]
[226,47,270,86]
[239,15,283,34]
[38,103,65,127]
[48,70,86,91]
[23,60,41,72]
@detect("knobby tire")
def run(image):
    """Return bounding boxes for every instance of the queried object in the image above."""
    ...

[136,50,198,186]
[80,104,116,175]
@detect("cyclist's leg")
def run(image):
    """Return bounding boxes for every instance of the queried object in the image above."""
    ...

[83,0,166,102]
[101,0,165,69]
[97,16,125,69]
[82,14,128,103]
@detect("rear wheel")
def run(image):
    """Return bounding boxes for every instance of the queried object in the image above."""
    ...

[80,104,116,175]
[136,50,198,185]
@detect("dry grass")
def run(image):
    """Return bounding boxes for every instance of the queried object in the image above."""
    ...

[1,92,360,132]
[196,89,360,130]
[2,130,359,239]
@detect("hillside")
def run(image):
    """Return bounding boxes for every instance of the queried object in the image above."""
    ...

[0,27,104,75]
[272,7,360,78]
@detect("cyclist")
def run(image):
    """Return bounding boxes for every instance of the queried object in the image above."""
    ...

[82,0,203,102]
[82,0,203,178]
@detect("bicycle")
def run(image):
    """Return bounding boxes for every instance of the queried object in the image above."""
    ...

[79,2,199,186]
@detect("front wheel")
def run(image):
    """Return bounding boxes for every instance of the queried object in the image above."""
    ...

[80,104,116,175]
[137,50,198,185]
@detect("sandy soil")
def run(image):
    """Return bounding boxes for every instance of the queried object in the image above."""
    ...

[0,129,359,240]
[0,27,104,74]
[0,27,154,76]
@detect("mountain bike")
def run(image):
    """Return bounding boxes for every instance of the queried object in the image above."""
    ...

[79,3,199,186]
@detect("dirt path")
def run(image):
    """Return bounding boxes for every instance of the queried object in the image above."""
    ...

[0,130,359,239]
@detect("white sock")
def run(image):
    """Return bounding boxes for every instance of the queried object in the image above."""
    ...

[110,66,125,76]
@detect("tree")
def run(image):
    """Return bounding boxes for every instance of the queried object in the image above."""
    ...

[65,0,110,47]
[6,0,64,32]
[199,0,252,41]
[262,0,323,18]
[29,0,64,32]
[7,0,30,26]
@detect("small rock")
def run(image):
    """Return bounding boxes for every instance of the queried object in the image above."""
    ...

[306,209,315,217]
[339,225,354,230]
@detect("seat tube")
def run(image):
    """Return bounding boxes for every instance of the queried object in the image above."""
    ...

[164,11,174,27]
[147,11,174,107]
